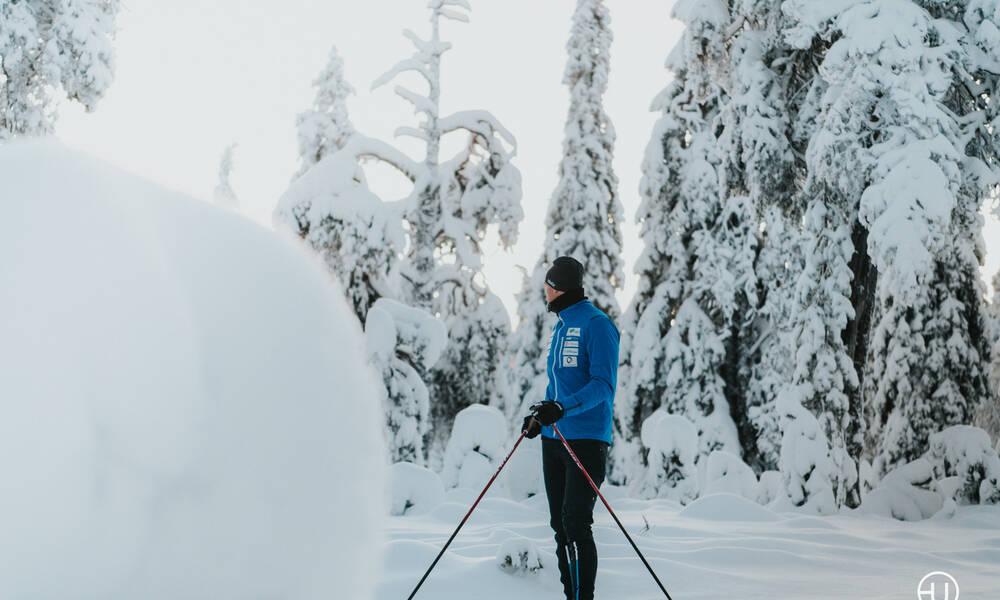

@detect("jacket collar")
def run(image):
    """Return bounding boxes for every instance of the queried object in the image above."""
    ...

[555,298,589,319]
[548,287,588,315]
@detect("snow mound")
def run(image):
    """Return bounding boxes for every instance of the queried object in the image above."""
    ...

[634,411,699,503]
[441,404,508,489]
[755,470,784,505]
[679,493,781,522]
[703,450,758,499]
[0,140,386,599]
[499,435,543,501]
[389,462,446,516]
[860,425,1000,521]
[495,536,545,575]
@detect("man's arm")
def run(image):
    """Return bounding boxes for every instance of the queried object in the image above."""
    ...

[558,317,619,416]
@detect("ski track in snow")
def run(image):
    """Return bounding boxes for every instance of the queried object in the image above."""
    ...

[377,490,1000,600]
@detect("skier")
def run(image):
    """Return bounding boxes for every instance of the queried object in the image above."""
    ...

[522,255,620,600]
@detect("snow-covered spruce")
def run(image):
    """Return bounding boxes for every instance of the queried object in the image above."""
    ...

[275,49,404,323]
[366,298,447,465]
[633,410,699,505]
[776,388,847,516]
[777,0,869,511]
[836,1,994,477]
[510,0,623,437]
[613,0,740,484]
[0,0,119,139]
[981,271,1000,443]
[276,150,405,323]
[295,46,355,178]
[370,1,523,459]
[441,404,508,490]
[717,6,802,474]
[213,143,239,210]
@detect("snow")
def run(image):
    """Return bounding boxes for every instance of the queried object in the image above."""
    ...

[679,493,781,522]
[441,405,508,490]
[377,484,1000,599]
[495,536,547,575]
[389,462,447,517]
[366,297,447,465]
[634,411,699,503]
[0,140,386,599]
[703,451,759,500]
[860,425,1000,520]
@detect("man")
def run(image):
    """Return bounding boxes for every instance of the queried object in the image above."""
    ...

[522,255,620,600]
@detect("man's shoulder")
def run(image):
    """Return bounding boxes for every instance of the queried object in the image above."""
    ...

[577,302,618,333]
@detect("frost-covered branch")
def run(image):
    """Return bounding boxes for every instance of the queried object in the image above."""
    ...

[340,134,421,182]
[439,110,518,153]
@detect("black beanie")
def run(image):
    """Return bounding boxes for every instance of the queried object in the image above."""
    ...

[545,256,584,292]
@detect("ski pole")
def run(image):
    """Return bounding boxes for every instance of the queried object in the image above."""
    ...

[552,423,674,600]
[406,431,527,600]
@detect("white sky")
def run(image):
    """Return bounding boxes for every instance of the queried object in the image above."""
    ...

[58,0,1000,315]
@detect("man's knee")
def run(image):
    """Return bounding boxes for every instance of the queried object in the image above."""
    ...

[550,514,566,536]
[561,514,594,544]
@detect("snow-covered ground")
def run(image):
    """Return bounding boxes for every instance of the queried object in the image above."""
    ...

[378,485,1000,600]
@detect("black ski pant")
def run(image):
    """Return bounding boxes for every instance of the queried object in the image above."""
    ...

[541,436,609,600]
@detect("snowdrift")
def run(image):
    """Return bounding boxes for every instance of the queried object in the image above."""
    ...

[0,140,386,599]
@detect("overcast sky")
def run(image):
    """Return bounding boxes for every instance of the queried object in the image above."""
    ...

[58,0,1000,316]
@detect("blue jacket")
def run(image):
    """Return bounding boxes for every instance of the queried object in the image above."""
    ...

[541,299,620,443]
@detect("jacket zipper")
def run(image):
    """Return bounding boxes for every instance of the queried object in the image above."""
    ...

[552,314,564,403]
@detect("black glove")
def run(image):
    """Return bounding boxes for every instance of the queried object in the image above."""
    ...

[530,401,564,426]
[521,414,542,439]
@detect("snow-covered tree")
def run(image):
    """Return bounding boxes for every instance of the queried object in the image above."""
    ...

[776,0,998,497]
[848,1,994,476]
[372,1,522,310]
[278,9,521,464]
[276,151,406,323]
[213,143,239,210]
[776,388,843,515]
[1,0,119,139]
[510,0,622,431]
[275,52,408,323]
[613,0,740,482]
[976,270,1000,445]
[366,298,448,465]
[361,0,523,458]
[440,404,507,489]
[716,2,803,474]
[295,46,355,177]
[633,411,700,504]
[776,0,886,510]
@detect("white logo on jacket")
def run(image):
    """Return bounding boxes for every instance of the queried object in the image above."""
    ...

[561,328,580,368]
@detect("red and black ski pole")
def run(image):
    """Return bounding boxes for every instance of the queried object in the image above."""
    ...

[552,423,674,600]
[406,431,527,600]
